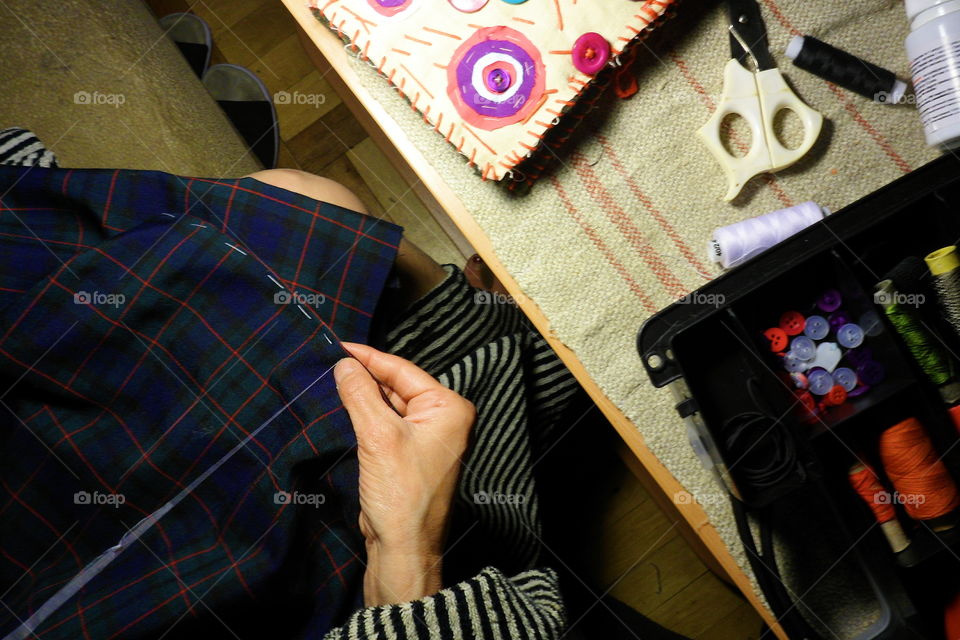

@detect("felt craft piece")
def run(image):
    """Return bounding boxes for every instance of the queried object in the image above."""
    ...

[309,0,676,182]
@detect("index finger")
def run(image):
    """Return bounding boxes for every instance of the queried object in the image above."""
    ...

[341,342,443,403]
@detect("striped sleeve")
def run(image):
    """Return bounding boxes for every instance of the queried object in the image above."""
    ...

[0,128,59,168]
[323,567,566,640]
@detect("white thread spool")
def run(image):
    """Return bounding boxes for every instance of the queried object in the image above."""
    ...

[707,201,828,269]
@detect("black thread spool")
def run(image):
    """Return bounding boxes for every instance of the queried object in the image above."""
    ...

[785,35,907,104]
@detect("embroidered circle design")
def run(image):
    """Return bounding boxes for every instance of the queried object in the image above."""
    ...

[447,26,545,131]
[449,0,488,11]
[366,0,415,18]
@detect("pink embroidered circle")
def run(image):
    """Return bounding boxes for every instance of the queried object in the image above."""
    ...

[447,26,545,131]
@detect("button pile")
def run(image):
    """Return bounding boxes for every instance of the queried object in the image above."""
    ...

[763,289,886,419]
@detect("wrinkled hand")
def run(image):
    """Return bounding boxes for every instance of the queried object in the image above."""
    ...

[334,342,475,606]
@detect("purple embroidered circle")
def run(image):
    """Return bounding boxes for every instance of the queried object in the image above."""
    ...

[447,26,545,130]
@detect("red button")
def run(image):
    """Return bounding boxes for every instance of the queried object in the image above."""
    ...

[823,384,847,407]
[763,327,788,353]
[572,32,610,75]
[779,310,805,336]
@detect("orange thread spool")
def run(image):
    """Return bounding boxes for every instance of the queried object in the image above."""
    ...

[848,463,910,552]
[879,417,960,523]
[949,405,960,435]
[946,590,960,640]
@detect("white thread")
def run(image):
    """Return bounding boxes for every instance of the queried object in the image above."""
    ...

[224,242,247,256]
[2,365,335,640]
[707,201,827,270]
[266,274,283,288]
[189,223,207,228]
[296,304,311,319]
[159,213,176,218]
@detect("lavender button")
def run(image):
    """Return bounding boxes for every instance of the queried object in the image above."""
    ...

[791,336,816,361]
[808,369,834,395]
[803,315,829,340]
[837,323,864,349]
[783,351,807,372]
[833,367,858,391]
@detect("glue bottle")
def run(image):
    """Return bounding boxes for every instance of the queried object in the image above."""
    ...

[905,0,960,148]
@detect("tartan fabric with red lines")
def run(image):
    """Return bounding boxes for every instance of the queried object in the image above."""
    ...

[0,166,402,638]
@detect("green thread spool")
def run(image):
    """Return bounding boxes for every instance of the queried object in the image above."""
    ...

[875,279,960,402]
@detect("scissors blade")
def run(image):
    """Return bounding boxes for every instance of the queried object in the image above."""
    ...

[726,0,776,71]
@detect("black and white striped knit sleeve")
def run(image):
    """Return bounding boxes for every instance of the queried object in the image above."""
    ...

[0,127,59,168]
[327,265,580,640]
[323,567,565,640]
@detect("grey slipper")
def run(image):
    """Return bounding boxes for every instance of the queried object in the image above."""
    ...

[202,63,280,169]
[158,12,212,79]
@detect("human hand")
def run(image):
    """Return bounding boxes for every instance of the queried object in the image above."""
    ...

[334,342,475,606]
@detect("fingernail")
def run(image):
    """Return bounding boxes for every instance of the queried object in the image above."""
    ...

[334,358,358,383]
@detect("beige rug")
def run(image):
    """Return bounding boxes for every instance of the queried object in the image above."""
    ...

[329,0,939,635]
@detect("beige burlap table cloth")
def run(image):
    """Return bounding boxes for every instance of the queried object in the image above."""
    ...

[328,1,938,636]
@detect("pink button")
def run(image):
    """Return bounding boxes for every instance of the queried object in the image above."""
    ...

[449,0,488,11]
[572,32,610,75]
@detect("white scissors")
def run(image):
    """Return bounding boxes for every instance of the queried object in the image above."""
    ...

[697,0,823,201]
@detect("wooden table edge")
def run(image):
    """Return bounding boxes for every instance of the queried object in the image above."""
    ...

[282,2,785,637]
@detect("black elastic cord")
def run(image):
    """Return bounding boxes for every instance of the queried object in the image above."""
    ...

[722,412,799,490]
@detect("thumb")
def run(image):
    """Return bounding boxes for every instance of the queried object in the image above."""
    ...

[335,358,392,431]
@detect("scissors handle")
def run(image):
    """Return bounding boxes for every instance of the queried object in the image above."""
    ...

[697,59,823,201]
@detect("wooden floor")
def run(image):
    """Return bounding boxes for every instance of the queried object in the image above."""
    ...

[142,1,765,637]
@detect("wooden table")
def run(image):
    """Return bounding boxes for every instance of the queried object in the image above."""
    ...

[281,2,787,637]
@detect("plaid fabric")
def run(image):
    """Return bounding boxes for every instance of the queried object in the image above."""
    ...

[0,166,402,639]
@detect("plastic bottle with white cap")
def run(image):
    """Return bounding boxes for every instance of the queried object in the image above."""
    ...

[905,0,960,148]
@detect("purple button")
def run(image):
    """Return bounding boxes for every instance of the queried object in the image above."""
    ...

[808,369,834,395]
[803,315,829,340]
[857,360,885,386]
[818,289,842,312]
[837,323,864,349]
[486,68,511,93]
[828,311,852,333]
[848,384,870,397]
[833,367,858,391]
[845,347,873,367]
[791,336,816,361]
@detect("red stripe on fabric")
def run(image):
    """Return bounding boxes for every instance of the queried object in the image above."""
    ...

[293,202,321,286]
[101,170,120,226]
[550,177,658,313]
[60,170,73,195]
[222,180,238,233]
[596,134,712,275]
[572,154,688,299]
[330,217,364,327]
[68,226,205,387]
[190,178,399,249]
[102,544,269,640]
[279,278,373,318]
[0,477,81,567]
[669,53,794,207]
[0,260,72,344]
[760,0,912,173]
